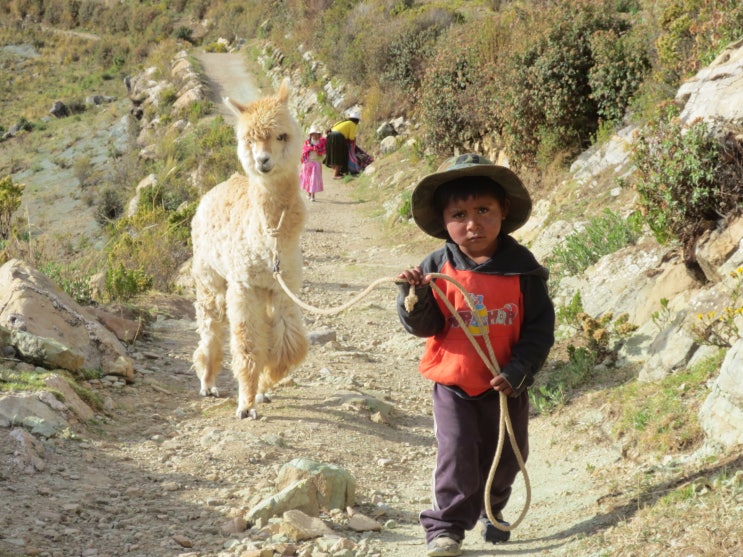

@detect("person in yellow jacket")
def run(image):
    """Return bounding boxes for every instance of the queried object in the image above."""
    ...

[324,110,361,179]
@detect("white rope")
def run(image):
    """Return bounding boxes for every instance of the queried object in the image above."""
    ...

[273,269,531,530]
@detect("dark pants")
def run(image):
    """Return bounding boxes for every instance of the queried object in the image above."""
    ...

[420,383,530,543]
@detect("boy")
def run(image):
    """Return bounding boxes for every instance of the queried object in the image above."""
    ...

[396,153,555,557]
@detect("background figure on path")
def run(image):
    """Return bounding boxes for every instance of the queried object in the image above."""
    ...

[325,110,363,179]
[301,127,326,201]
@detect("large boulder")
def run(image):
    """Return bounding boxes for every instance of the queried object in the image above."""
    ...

[0,259,134,380]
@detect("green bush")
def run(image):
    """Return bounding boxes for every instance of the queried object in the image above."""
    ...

[588,27,651,125]
[0,175,25,240]
[631,104,743,249]
[656,0,743,84]
[105,261,153,302]
[40,262,93,305]
[499,2,641,168]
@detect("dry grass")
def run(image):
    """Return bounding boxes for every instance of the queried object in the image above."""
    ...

[581,452,742,556]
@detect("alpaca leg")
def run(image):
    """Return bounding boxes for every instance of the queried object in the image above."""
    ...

[193,275,227,397]
[227,284,270,419]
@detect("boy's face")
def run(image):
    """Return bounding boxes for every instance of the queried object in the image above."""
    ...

[442,193,509,262]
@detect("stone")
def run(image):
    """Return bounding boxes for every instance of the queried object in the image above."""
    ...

[279,509,336,541]
[276,458,355,511]
[346,510,382,532]
[699,338,743,447]
[0,259,134,380]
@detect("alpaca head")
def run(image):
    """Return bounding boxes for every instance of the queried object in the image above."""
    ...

[224,78,302,182]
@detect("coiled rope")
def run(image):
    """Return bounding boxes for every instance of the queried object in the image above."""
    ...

[273,268,531,532]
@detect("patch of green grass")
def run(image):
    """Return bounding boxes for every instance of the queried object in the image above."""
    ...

[610,350,725,457]
[0,367,104,413]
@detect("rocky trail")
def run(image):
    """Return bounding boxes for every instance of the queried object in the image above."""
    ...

[0,52,630,557]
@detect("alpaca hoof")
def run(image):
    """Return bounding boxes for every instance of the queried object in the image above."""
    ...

[255,393,272,404]
[199,386,219,397]
[237,407,258,420]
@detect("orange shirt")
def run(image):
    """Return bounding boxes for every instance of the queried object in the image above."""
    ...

[419,261,523,396]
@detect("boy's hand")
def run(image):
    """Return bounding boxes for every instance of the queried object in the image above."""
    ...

[397,266,430,286]
[490,375,515,397]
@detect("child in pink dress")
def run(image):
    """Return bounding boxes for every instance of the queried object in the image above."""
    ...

[300,127,326,201]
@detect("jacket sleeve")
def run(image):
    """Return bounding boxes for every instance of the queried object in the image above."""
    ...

[500,274,555,396]
[396,282,445,337]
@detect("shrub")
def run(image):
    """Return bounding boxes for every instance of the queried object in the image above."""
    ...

[0,175,25,240]
[105,261,153,302]
[588,27,651,125]
[40,262,93,305]
[631,104,743,251]
[655,0,743,85]
[499,1,641,168]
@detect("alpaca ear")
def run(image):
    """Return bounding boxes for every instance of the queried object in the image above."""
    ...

[277,77,291,104]
[224,97,246,117]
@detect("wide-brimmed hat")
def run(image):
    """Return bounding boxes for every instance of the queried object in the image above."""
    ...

[411,153,532,239]
[308,126,322,135]
[346,109,361,120]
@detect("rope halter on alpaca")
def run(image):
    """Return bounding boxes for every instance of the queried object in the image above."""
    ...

[272,265,531,533]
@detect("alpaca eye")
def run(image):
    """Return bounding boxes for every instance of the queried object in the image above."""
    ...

[277,133,288,142]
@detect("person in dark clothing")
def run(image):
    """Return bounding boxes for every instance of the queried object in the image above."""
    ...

[396,153,555,557]
[324,110,362,178]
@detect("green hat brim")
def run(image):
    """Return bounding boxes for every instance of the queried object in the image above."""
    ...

[411,155,532,239]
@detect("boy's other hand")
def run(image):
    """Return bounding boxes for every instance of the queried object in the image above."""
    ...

[490,375,515,397]
[397,266,430,286]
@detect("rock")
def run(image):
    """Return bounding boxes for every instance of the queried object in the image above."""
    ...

[677,38,743,126]
[379,135,398,155]
[43,374,94,422]
[0,259,134,380]
[308,328,336,345]
[376,122,397,139]
[221,516,247,535]
[0,393,67,436]
[279,509,336,541]
[88,307,143,343]
[638,319,698,382]
[699,338,743,447]
[7,427,46,473]
[49,100,69,118]
[10,329,85,371]
[126,173,157,217]
[276,458,356,511]
[346,509,383,532]
[246,477,320,524]
[695,216,743,282]
[172,534,193,548]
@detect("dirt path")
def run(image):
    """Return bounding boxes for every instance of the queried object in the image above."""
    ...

[0,51,627,557]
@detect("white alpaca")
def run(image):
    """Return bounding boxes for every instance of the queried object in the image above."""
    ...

[191,78,308,419]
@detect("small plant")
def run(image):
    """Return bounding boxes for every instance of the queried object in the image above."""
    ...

[556,291,584,330]
[104,261,153,302]
[691,267,743,347]
[577,311,638,362]
[40,262,93,305]
[0,175,25,240]
[651,297,672,331]
[548,208,642,282]
[529,384,566,415]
